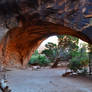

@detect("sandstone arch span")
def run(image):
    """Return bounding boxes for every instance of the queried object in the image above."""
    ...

[0,21,91,67]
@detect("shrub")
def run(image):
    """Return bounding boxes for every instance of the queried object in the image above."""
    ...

[28,50,51,66]
[69,56,88,72]
[38,54,51,66]
[29,55,39,64]
[68,49,89,73]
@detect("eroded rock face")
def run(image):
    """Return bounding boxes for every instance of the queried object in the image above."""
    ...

[0,0,91,67]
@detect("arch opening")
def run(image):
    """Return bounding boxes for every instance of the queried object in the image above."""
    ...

[29,34,89,68]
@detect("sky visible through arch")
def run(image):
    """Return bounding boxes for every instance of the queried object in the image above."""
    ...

[38,36,58,53]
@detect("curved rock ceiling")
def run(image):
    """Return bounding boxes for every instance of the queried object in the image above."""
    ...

[0,0,91,29]
[0,0,91,41]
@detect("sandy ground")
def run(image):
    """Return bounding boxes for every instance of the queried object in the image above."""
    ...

[6,68,92,92]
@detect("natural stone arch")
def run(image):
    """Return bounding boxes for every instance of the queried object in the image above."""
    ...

[0,21,91,67]
[0,0,91,67]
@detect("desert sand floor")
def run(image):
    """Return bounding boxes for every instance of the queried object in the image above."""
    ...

[6,68,92,92]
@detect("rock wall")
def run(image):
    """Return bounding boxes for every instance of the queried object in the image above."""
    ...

[0,28,8,41]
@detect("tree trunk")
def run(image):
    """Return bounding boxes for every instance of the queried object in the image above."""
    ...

[51,58,60,68]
